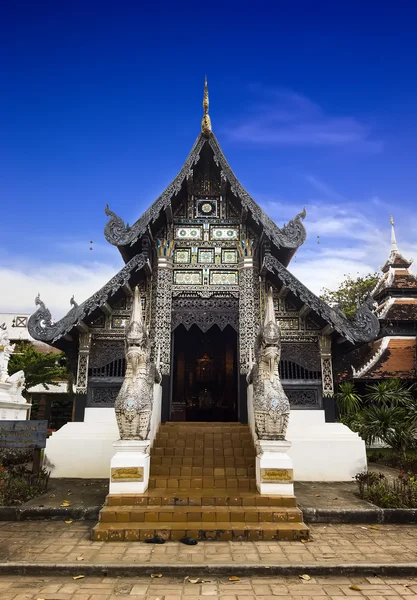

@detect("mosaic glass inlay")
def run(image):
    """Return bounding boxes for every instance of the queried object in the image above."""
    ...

[221,249,238,264]
[174,226,203,240]
[196,198,218,217]
[198,248,215,263]
[173,270,203,285]
[174,249,191,264]
[279,318,299,330]
[209,226,239,241]
[209,271,239,285]
[111,316,128,329]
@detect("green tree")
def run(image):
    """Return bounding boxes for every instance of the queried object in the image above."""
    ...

[335,381,362,426]
[320,272,379,319]
[8,342,68,398]
[356,380,417,455]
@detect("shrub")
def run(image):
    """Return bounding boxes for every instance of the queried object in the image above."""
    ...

[355,470,417,508]
[0,464,50,506]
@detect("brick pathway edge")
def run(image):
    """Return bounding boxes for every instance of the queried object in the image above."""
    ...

[2,561,417,578]
[2,505,417,524]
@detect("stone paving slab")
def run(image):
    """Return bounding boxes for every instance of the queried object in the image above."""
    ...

[1,521,417,567]
[1,573,417,600]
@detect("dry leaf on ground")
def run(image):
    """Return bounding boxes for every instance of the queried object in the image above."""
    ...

[229,576,240,581]
[64,520,73,524]
[299,574,311,581]
[315,494,321,497]
[350,585,361,591]
[369,525,379,530]
[76,557,84,561]
[60,501,70,507]
[151,573,163,578]
[72,575,85,580]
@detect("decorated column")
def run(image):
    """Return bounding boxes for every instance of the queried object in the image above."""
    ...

[72,331,91,421]
[76,332,91,394]
[153,242,174,375]
[318,335,334,397]
[238,244,258,375]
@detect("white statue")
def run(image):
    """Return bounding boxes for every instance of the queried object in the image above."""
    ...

[248,288,290,440]
[0,323,16,382]
[114,287,161,440]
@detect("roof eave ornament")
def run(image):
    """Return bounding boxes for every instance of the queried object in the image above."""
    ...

[201,76,212,137]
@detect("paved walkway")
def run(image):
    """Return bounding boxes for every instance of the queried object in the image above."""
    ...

[1,573,417,600]
[1,521,417,566]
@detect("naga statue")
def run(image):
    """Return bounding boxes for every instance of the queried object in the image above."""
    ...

[115,286,161,440]
[249,288,290,440]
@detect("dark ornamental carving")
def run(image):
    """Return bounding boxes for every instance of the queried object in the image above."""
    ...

[281,342,321,372]
[88,386,120,407]
[351,296,381,343]
[103,132,306,252]
[284,388,321,408]
[172,297,238,333]
[28,253,148,343]
[89,339,125,369]
[104,204,132,246]
[263,255,380,343]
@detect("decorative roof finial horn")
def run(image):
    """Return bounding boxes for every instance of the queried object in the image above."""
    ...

[201,76,212,137]
[390,215,398,252]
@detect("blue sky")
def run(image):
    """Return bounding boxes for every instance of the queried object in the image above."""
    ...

[1,1,417,316]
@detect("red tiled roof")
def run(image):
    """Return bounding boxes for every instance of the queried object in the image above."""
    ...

[362,338,416,379]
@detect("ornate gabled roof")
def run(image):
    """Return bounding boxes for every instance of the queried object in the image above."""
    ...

[104,131,307,257]
[373,217,417,300]
[263,254,380,344]
[381,216,413,273]
[28,253,149,344]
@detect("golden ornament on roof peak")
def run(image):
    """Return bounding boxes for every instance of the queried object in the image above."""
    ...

[201,76,212,136]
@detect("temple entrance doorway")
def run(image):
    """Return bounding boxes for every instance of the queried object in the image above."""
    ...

[171,324,238,422]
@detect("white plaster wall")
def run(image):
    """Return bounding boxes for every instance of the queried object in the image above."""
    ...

[45,384,163,478]
[246,383,367,482]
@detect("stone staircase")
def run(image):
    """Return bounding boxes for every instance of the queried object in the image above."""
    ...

[92,422,309,541]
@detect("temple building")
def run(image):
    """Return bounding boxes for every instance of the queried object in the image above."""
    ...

[29,80,385,491]
[346,217,417,383]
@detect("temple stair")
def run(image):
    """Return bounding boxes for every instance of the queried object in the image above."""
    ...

[92,422,309,541]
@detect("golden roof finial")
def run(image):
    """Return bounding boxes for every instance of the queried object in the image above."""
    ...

[201,76,212,136]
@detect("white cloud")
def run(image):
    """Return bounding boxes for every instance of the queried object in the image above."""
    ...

[0,258,123,319]
[224,87,382,152]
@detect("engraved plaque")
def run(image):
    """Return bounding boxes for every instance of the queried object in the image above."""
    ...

[260,468,293,483]
[111,467,144,482]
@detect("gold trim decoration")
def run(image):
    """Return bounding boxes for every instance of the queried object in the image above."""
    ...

[260,468,293,483]
[111,467,144,482]
[201,76,212,136]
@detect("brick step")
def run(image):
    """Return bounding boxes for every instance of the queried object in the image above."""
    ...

[151,447,255,457]
[92,521,309,542]
[148,477,257,491]
[150,466,256,477]
[105,493,297,508]
[161,422,247,428]
[156,427,251,440]
[99,505,303,524]
[92,522,308,542]
[154,439,253,448]
[151,456,255,468]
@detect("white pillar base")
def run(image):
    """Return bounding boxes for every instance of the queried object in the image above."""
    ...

[109,439,150,495]
[256,439,294,495]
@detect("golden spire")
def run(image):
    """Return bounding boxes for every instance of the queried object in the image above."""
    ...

[201,76,212,136]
